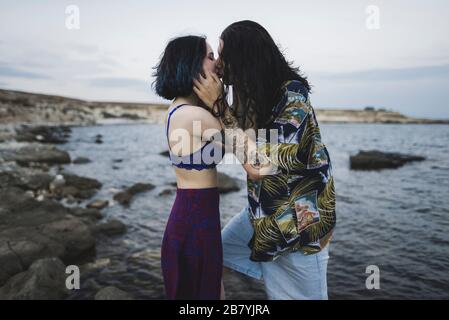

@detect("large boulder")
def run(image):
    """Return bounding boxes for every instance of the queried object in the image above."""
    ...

[0,258,68,300]
[350,150,425,170]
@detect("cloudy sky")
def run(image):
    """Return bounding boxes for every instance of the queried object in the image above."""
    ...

[0,0,448,118]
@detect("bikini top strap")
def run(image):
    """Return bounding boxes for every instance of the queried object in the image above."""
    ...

[166,104,189,152]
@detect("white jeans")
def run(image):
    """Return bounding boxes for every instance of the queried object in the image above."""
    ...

[222,206,330,300]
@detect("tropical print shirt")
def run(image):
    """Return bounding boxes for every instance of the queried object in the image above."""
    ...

[247,80,336,262]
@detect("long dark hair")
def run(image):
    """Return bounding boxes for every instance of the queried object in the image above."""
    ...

[152,35,207,100]
[216,20,310,130]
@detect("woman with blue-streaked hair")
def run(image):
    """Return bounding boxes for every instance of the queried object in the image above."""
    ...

[153,35,225,299]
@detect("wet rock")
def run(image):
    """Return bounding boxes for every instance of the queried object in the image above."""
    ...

[350,150,426,170]
[27,173,54,191]
[73,157,91,164]
[86,199,109,210]
[69,207,103,221]
[0,171,52,191]
[95,286,133,300]
[217,172,240,193]
[113,182,155,206]
[15,125,71,144]
[113,191,132,205]
[128,182,155,195]
[59,172,102,199]
[159,150,170,157]
[0,145,71,166]
[91,219,127,236]
[158,188,175,196]
[94,134,103,144]
[0,187,96,285]
[0,258,68,300]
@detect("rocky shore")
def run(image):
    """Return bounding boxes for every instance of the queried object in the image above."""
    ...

[0,126,132,299]
[0,123,242,300]
[1,88,448,127]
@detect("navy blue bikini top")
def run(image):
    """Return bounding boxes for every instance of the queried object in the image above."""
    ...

[165,104,223,170]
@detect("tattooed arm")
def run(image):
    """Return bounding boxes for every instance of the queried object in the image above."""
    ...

[193,70,275,180]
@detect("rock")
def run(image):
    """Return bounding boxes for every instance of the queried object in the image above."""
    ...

[121,113,143,120]
[113,191,132,205]
[59,172,102,199]
[350,150,426,170]
[94,286,133,300]
[0,258,68,300]
[0,187,96,285]
[94,134,103,144]
[0,145,71,166]
[127,182,155,195]
[72,157,91,164]
[69,207,103,221]
[0,171,53,191]
[86,199,109,210]
[102,111,119,119]
[113,182,155,206]
[158,188,175,196]
[15,125,71,144]
[28,173,54,191]
[91,219,127,236]
[217,172,240,193]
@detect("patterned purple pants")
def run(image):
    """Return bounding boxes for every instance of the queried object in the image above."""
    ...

[161,187,222,299]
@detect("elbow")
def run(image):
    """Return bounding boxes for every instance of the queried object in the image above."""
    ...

[247,171,263,181]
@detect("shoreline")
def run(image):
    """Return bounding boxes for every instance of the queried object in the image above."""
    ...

[1,88,448,127]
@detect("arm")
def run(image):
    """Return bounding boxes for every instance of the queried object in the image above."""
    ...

[193,71,275,180]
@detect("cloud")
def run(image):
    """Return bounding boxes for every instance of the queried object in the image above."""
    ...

[0,64,51,79]
[318,64,449,82]
[89,77,148,89]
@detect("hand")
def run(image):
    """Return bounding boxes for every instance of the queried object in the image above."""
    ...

[193,69,223,110]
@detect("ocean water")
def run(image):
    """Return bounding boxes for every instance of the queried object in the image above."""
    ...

[60,123,449,300]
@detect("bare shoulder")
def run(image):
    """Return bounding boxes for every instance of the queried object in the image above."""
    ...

[174,105,220,125]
